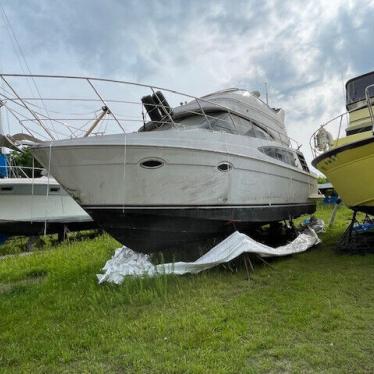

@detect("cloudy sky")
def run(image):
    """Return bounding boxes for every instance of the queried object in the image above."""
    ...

[1,0,374,165]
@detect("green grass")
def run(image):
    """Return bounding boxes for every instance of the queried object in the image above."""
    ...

[0,204,373,373]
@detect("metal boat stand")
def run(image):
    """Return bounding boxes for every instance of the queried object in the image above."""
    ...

[242,253,275,281]
[26,236,44,252]
[337,211,374,253]
[57,225,70,242]
[240,218,297,280]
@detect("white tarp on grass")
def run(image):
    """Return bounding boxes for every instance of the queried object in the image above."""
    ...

[97,228,321,285]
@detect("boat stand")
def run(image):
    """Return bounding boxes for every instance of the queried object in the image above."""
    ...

[243,254,254,280]
[26,236,44,252]
[242,253,275,281]
[57,225,70,242]
[240,219,295,280]
[337,211,374,253]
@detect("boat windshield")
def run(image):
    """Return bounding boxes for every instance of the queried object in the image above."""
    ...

[175,112,272,140]
[346,72,374,107]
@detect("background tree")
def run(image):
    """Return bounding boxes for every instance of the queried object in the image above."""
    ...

[317,176,328,184]
[8,149,43,177]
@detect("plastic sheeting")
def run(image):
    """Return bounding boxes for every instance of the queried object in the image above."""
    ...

[97,228,321,285]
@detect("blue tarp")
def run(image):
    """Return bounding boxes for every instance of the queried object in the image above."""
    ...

[353,222,374,234]
[323,195,338,205]
[0,154,7,178]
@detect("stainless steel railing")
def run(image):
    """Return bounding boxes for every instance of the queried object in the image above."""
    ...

[0,164,45,179]
[309,112,349,159]
[0,74,302,151]
[365,84,374,132]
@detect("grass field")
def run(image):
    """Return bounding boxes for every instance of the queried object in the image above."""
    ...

[0,204,373,373]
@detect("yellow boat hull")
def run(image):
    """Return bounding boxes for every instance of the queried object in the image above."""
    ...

[312,135,374,213]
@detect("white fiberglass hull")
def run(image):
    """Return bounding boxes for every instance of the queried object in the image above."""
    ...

[0,177,93,237]
[31,129,317,252]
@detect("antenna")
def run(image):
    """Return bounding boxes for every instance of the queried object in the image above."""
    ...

[265,82,269,105]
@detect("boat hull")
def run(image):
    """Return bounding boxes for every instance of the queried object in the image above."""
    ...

[313,135,374,213]
[0,219,95,237]
[84,204,315,252]
[0,178,94,238]
[31,130,317,252]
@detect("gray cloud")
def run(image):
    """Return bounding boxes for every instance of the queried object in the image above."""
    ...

[316,6,374,74]
[1,0,374,164]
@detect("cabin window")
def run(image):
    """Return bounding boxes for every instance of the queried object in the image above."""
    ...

[346,125,372,136]
[1,186,13,191]
[246,123,272,140]
[217,162,232,172]
[232,115,272,140]
[259,147,297,167]
[296,153,310,172]
[50,187,60,192]
[140,159,164,169]
[175,112,273,140]
[346,72,374,106]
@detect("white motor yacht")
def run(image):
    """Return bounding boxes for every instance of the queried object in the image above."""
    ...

[0,163,94,240]
[0,75,318,252]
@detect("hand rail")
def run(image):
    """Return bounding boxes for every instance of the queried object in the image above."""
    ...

[365,84,374,132]
[0,164,46,179]
[309,112,348,159]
